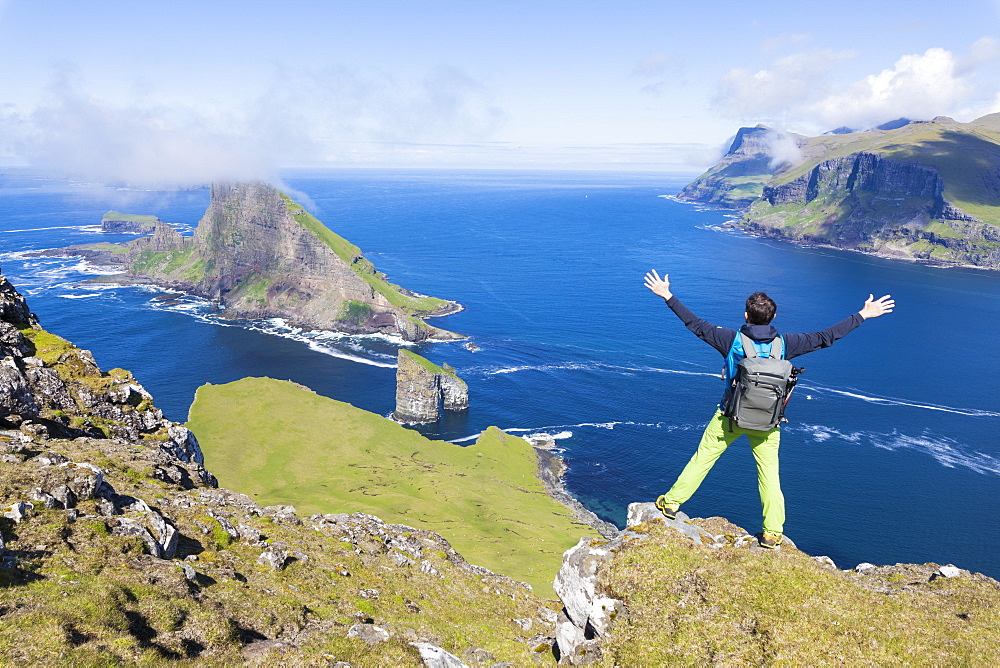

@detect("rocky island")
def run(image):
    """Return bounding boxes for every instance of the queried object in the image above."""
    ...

[100,211,163,234]
[681,115,1000,269]
[47,182,462,342]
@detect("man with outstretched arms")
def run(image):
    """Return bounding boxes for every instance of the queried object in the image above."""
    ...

[643,269,894,548]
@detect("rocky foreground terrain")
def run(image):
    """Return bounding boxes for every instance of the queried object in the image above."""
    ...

[0,270,559,664]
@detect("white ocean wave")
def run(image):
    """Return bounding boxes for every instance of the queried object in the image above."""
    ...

[237,318,399,368]
[0,224,103,234]
[478,361,717,379]
[16,268,401,369]
[793,423,1000,477]
[523,430,574,441]
[805,382,1000,418]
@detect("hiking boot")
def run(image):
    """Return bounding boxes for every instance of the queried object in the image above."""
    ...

[759,532,783,549]
[655,496,678,520]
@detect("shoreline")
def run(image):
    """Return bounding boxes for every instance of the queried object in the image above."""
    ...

[673,192,1000,273]
[718,221,1000,273]
[527,435,619,540]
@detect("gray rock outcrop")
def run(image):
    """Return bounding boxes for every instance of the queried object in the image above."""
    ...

[101,211,161,233]
[553,502,797,664]
[0,270,215,487]
[393,350,468,422]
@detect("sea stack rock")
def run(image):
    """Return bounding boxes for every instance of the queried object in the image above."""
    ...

[393,350,468,423]
[101,211,161,234]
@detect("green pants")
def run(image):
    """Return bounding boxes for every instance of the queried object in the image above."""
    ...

[662,409,785,535]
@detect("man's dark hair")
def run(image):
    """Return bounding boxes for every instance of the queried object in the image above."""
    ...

[746,292,777,325]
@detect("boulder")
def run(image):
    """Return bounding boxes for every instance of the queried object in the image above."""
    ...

[411,641,467,667]
[258,545,290,570]
[347,623,390,645]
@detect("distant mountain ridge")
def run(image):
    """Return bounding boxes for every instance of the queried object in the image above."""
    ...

[679,114,1000,269]
[47,182,462,341]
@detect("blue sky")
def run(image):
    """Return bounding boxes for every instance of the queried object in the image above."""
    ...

[2,0,1000,184]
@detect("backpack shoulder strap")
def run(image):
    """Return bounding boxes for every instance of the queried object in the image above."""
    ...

[739,333,757,358]
[771,335,784,360]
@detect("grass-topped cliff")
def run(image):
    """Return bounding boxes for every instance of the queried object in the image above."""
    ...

[186,377,593,597]
[48,182,462,342]
[587,514,1000,664]
[680,115,1000,269]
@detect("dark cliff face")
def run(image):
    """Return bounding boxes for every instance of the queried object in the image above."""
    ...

[762,153,945,212]
[187,182,380,321]
[745,151,1000,266]
[677,126,804,210]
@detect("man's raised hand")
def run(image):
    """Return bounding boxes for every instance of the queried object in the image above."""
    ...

[860,294,894,320]
[644,270,673,301]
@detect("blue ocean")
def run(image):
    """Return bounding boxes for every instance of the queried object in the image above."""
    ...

[1,169,998,579]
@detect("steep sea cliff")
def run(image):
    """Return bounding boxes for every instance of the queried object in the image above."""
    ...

[681,115,1000,269]
[45,182,462,341]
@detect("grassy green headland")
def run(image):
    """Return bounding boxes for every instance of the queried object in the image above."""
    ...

[102,211,160,225]
[277,191,449,317]
[186,377,594,597]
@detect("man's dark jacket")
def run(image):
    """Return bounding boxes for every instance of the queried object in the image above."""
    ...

[664,295,864,358]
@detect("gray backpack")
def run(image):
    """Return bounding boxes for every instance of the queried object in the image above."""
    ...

[722,333,795,431]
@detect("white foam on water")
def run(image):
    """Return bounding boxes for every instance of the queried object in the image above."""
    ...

[477,360,718,380]
[523,430,574,441]
[805,382,1000,418]
[448,433,482,444]
[794,423,1000,477]
[0,225,104,234]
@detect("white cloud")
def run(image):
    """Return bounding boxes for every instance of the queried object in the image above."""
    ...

[2,64,506,187]
[956,36,1000,76]
[713,43,1000,133]
[712,49,852,121]
[809,48,971,130]
[988,91,1000,114]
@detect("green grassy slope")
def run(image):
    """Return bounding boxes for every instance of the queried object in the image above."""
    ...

[102,211,160,224]
[186,377,594,597]
[774,119,1000,223]
[276,191,449,316]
